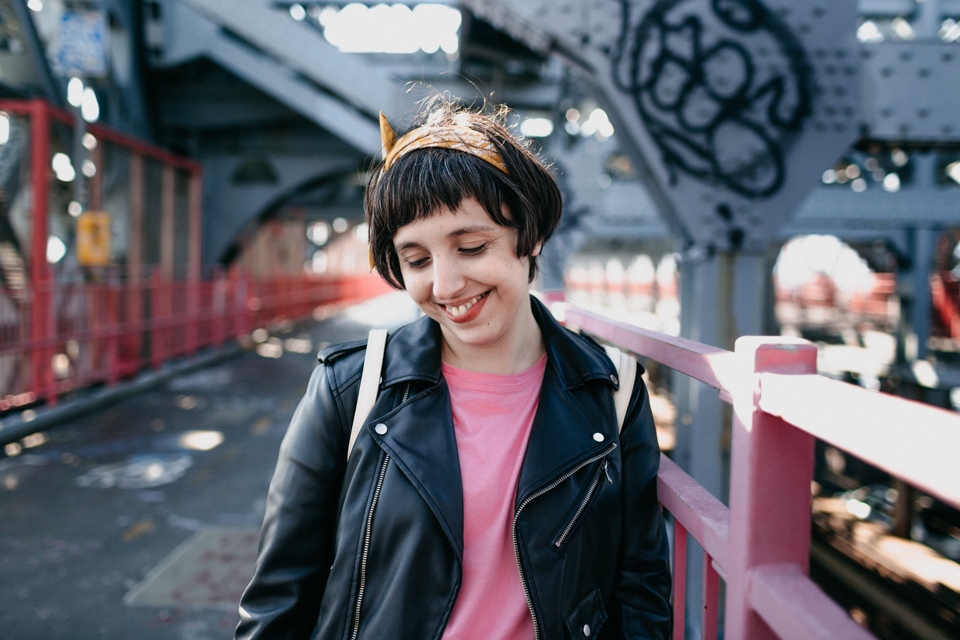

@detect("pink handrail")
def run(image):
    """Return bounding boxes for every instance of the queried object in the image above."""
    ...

[758,372,960,510]
[656,455,729,572]
[563,306,956,640]
[568,307,740,395]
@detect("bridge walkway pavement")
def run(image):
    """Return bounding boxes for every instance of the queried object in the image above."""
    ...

[0,293,420,640]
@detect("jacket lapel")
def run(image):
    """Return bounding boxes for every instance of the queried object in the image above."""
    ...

[515,361,616,504]
[368,379,465,558]
[515,297,621,502]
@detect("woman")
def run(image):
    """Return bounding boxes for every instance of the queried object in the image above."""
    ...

[236,101,671,640]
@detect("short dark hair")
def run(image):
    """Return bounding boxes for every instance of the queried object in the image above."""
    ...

[365,100,562,290]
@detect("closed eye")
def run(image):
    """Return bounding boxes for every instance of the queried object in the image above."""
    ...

[404,256,430,269]
[459,243,487,255]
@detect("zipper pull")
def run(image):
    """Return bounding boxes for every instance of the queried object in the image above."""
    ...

[603,459,614,484]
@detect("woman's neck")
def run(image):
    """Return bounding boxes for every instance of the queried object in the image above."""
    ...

[439,306,545,375]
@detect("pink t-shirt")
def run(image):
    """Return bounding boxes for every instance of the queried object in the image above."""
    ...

[440,355,547,640]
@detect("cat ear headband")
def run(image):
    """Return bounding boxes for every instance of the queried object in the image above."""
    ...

[378,111,508,174]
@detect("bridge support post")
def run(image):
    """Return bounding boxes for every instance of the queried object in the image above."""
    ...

[674,250,767,637]
[902,220,939,364]
[725,337,817,639]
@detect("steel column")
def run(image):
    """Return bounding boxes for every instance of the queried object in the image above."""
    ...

[186,169,203,354]
[911,226,938,361]
[89,138,104,211]
[188,169,202,280]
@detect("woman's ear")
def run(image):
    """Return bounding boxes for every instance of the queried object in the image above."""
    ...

[532,241,543,257]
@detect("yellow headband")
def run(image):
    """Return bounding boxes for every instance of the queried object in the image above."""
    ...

[379,111,508,174]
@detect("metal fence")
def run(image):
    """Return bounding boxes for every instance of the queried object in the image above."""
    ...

[566,307,960,640]
[0,97,394,412]
[0,270,391,412]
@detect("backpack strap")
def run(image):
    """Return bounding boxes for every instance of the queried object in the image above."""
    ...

[603,345,638,433]
[347,329,388,460]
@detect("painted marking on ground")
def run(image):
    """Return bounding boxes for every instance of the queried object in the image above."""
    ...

[76,454,194,488]
[122,518,156,542]
[124,526,259,609]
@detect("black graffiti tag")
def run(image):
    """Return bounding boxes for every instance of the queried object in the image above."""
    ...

[611,0,812,199]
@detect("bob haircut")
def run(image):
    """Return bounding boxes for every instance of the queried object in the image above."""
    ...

[365,101,562,290]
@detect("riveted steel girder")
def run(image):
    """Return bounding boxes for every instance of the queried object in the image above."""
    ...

[860,42,960,142]
[464,0,864,252]
[157,0,412,155]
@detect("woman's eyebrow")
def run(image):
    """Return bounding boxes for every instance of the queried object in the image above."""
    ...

[394,239,423,252]
[395,225,496,252]
[449,224,496,238]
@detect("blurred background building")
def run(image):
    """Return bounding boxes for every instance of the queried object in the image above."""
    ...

[0,1,958,639]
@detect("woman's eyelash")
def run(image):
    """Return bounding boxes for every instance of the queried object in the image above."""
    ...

[402,243,487,268]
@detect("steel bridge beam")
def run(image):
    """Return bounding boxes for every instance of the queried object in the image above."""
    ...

[202,153,363,264]
[153,0,413,155]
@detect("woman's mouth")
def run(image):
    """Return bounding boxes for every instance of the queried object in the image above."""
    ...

[443,292,489,319]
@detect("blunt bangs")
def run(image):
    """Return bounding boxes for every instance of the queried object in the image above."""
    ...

[365,104,562,290]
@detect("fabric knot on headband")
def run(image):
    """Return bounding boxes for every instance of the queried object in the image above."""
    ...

[379,111,508,174]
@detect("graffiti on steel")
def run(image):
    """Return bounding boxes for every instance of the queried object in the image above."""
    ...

[610,0,812,200]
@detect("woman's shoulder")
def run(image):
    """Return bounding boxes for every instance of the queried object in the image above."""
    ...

[314,316,437,389]
[317,338,368,366]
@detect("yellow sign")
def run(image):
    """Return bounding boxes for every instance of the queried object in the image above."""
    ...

[77,211,110,266]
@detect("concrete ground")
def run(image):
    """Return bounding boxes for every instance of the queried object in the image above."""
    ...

[0,293,419,640]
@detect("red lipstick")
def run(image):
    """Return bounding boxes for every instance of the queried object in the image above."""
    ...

[443,292,489,324]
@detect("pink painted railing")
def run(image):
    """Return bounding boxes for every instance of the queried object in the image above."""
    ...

[565,307,960,640]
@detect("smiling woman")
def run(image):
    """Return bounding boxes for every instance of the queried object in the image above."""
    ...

[393,199,542,373]
[235,99,672,640]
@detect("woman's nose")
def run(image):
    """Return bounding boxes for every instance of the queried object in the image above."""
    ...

[432,256,465,301]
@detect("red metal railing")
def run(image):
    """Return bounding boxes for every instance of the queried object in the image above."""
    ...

[565,307,960,640]
[931,272,960,339]
[0,97,394,412]
[0,271,392,412]
[247,273,393,328]
[0,98,207,409]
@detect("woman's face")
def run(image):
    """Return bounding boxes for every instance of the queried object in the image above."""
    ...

[393,198,540,362]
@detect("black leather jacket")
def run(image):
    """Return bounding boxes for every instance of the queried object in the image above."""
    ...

[236,297,671,640]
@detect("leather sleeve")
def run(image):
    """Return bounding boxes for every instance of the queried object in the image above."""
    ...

[235,363,350,640]
[607,373,673,639]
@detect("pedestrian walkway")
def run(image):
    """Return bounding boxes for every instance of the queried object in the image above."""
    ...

[0,293,420,640]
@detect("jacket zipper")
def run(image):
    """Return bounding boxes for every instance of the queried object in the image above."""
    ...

[512,442,617,640]
[553,460,607,548]
[351,453,389,640]
[351,383,406,638]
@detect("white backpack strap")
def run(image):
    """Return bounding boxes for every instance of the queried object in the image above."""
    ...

[348,329,388,460]
[603,346,637,433]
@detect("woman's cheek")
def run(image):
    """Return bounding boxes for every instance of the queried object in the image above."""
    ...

[405,274,431,304]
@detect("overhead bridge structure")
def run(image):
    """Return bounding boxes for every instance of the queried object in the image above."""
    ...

[0,2,957,639]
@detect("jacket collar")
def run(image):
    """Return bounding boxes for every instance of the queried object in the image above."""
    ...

[369,294,623,556]
[380,295,618,389]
